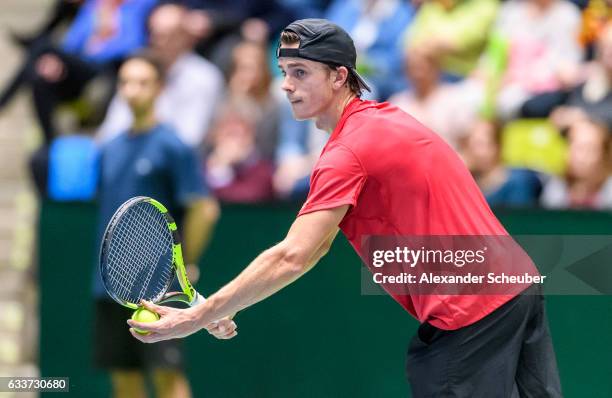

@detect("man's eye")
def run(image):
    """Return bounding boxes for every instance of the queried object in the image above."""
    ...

[296,69,305,78]
[280,70,287,77]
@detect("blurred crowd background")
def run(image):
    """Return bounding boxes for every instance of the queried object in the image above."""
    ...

[2,0,612,210]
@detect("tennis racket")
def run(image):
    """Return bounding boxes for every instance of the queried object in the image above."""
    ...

[99,196,207,313]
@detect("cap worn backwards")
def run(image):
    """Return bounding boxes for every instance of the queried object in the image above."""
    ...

[277,18,371,93]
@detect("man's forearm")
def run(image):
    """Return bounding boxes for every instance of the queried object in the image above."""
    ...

[194,241,326,326]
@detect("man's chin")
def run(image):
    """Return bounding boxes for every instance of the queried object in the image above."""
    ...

[290,109,311,121]
[293,115,309,121]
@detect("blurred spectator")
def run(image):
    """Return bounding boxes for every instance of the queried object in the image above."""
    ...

[326,0,415,100]
[94,53,219,398]
[579,0,612,57]
[226,41,280,159]
[169,0,293,69]
[464,119,543,207]
[406,0,499,80]
[493,0,583,119]
[273,99,328,200]
[97,3,223,147]
[0,0,156,144]
[9,0,82,48]
[541,119,612,208]
[547,21,612,131]
[277,0,334,19]
[205,99,275,203]
[389,48,480,150]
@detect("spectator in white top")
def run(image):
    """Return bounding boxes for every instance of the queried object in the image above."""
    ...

[388,48,480,151]
[97,3,224,147]
[494,0,583,119]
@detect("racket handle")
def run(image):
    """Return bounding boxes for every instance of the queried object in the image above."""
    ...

[191,292,207,306]
[191,293,220,327]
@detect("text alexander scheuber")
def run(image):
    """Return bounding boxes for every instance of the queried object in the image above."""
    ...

[370,246,546,285]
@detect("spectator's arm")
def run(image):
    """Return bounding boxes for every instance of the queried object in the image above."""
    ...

[182,197,220,265]
[169,139,218,264]
[61,0,94,55]
[86,0,156,63]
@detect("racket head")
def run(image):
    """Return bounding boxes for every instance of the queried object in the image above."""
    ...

[99,196,178,309]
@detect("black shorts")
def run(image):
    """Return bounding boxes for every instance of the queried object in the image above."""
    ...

[93,300,184,371]
[406,284,562,398]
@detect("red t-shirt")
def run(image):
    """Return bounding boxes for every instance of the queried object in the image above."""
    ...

[298,98,525,330]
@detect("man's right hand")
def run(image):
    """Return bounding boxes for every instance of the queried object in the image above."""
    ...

[205,316,238,340]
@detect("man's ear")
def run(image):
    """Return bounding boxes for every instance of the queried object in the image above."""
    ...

[332,66,349,90]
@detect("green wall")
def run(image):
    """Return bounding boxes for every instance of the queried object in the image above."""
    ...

[39,202,612,397]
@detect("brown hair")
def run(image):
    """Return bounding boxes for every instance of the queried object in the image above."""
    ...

[280,30,300,46]
[122,51,166,82]
[229,41,272,100]
[279,30,362,97]
[326,63,362,97]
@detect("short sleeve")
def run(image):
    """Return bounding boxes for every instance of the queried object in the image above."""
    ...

[298,143,366,216]
[168,140,209,206]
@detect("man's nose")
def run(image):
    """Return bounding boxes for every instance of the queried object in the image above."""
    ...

[280,76,294,92]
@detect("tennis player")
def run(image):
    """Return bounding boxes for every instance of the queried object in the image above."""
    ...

[129,19,562,397]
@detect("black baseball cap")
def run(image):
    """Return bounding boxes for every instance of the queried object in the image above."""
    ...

[277,18,371,93]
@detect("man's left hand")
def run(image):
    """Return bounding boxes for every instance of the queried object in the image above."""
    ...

[127,300,237,343]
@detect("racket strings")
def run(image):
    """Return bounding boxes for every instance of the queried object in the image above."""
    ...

[107,206,170,301]
[104,202,174,304]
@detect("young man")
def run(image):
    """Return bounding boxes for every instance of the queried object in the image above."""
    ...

[94,54,232,398]
[129,19,562,397]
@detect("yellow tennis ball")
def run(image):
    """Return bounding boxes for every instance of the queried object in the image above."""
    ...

[131,308,159,335]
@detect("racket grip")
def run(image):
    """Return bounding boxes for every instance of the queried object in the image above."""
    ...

[191,292,207,306]
[191,293,220,327]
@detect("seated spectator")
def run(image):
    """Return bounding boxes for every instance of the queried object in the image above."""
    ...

[493,0,583,119]
[406,0,499,80]
[205,100,275,203]
[0,0,156,144]
[389,48,480,150]
[277,0,333,20]
[171,0,293,69]
[464,119,543,207]
[579,0,612,58]
[97,3,223,147]
[326,0,415,100]
[227,41,280,159]
[523,22,612,130]
[541,119,612,209]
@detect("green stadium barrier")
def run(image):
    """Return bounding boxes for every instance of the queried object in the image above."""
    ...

[39,202,612,397]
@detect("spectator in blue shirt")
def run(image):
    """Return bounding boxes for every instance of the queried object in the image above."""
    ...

[92,53,227,398]
[325,0,415,100]
[0,0,157,144]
